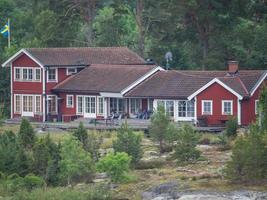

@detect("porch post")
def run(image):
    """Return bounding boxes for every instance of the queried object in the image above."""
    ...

[194,97,197,125]
[237,99,241,125]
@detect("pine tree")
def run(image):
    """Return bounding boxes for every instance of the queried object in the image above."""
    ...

[18,118,36,150]
[73,122,88,149]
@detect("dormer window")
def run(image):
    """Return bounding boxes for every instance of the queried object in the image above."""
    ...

[67,68,77,75]
[47,68,57,82]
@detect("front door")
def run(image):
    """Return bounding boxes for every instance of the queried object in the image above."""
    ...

[84,96,96,118]
[22,95,34,117]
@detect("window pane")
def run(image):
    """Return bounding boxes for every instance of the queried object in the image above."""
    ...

[23,69,28,80]
[178,101,186,117]
[91,97,95,113]
[187,101,195,117]
[48,96,56,113]
[77,97,83,114]
[15,95,21,113]
[15,68,20,80]
[203,101,211,114]
[98,97,104,115]
[35,69,40,80]
[166,101,174,117]
[35,96,41,112]
[28,69,33,80]
[48,69,56,81]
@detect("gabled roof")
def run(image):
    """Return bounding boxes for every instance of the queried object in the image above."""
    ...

[53,64,160,94]
[2,47,145,67]
[125,70,267,99]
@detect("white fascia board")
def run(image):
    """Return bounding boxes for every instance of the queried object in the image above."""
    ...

[121,66,164,95]
[250,71,267,96]
[2,49,44,68]
[100,92,123,98]
[188,78,243,101]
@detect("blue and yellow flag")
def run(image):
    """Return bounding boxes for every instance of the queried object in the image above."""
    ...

[0,23,9,38]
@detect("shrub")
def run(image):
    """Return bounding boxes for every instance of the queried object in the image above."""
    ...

[225,117,238,138]
[135,159,165,170]
[96,152,131,183]
[149,105,177,154]
[23,174,45,191]
[86,130,103,162]
[73,122,88,149]
[224,125,267,182]
[174,124,201,164]
[18,118,36,149]
[59,135,94,185]
[113,123,143,166]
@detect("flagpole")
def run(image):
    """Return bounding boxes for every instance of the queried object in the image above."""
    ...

[8,18,10,48]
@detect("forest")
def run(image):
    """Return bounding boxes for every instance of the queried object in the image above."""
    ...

[0,0,267,116]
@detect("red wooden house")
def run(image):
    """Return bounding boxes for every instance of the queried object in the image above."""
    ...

[2,48,267,126]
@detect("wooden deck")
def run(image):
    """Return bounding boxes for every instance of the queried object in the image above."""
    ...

[4,118,225,132]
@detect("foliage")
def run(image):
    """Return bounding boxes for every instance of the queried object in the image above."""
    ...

[225,117,238,138]
[73,122,88,150]
[86,130,103,162]
[32,134,60,185]
[23,174,45,191]
[149,105,176,154]
[18,118,36,150]
[97,152,131,183]
[135,159,165,170]
[224,124,267,182]
[259,85,267,131]
[174,124,201,164]
[113,123,143,166]
[59,135,93,185]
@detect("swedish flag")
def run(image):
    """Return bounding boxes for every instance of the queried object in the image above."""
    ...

[0,23,9,38]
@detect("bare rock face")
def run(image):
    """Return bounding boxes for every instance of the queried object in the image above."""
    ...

[142,182,267,200]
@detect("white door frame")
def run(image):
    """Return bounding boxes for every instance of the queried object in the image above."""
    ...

[22,95,34,117]
[84,96,96,118]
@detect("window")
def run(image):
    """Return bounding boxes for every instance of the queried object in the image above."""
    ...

[66,95,74,108]
[35,96,41,113]
[15,95,21,113]
[35,69,41,81]
[23,68,28,80]
[148,99,154,111]
[77,96,83,114]
[15,68,21,80]
[48,95,57,113]
[177,100,195,118]
[222,100,233,115]
[98,97,104,115]
[255,100,259,114]
[110,98,125,114]
[157,100,175,117]
[23,96,33,112]
[47,68,57,82]
[202,100,212,115]
[67,68,77,75]
[84,96,95,114]
[130,98,141,114]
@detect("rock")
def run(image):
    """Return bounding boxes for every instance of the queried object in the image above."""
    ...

[178,194,231,200]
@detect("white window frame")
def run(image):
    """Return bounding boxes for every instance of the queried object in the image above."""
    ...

[97,97,104,116]
[47,68,58,82]
[66,95,74,108]
[177,100,195,119]
[47,95,57,114]
[14,67,41,82]
[35,95,42,113]
[66,68,77,75]
[202,100,213,115]
[255,99,259,114]
[222,100,233,115]
[14,94,21,114]
[35,68,41,81]
[130,98,141,115]
[76,95,84,115]
[14,67,21,80]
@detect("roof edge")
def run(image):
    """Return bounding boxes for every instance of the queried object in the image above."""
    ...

[250,70,267,96]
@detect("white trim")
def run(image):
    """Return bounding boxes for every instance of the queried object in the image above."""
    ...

[10,65,13,118]
[66,68,77,76]
[42,68,45,122]
[121,66,164,95]
[250,71,267,96]
[35,68,41,81]
[66,95,74,108]
[2,49,44,68]
[188,78,243,100]
[97,96,104,116]
[13,67,41,82]
[14,67,21,81]
[255,99,259,115]
[194,97,197,124]
[47,68,58,82]
[222,100,233,115]
[100,92,123,98]
[238,100,241,125]
[14,94,21,114]
[34,95,42,113]
[201,100,213,115]
[76,95,83,115]
[176,100,195,121]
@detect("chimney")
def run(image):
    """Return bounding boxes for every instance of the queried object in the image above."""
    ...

[228,61,239,73]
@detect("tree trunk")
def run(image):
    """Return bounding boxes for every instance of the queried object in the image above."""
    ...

[135,0,145,57]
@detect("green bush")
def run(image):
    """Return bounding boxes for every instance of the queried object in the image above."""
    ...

[135,159,165,170]
[96,152,131,183]
[73,122,88,149]
[224,124,267,182]
[23,174,45,191]
[174,124,201,164]
[18,118,36,149]
[113,123,143,166]
[225,117,238,138]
